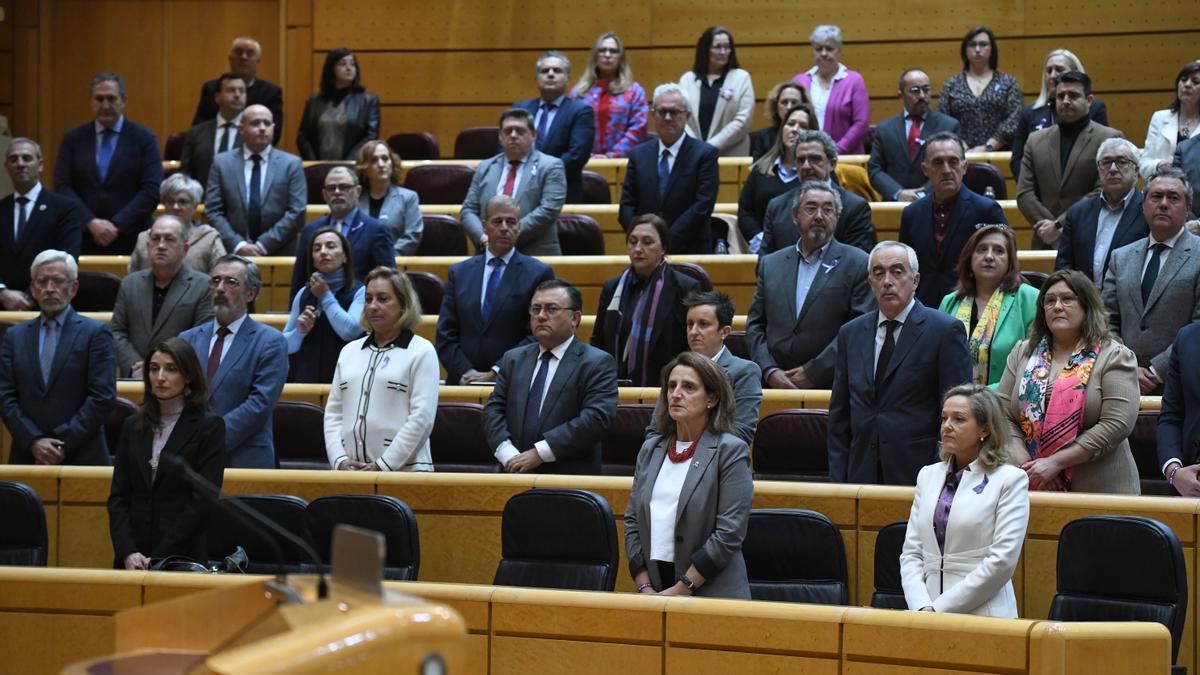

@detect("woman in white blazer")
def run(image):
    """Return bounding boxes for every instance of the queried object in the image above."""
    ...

[1139,60,1200,180]
[679,26,755,157]
[900,383,1029,617]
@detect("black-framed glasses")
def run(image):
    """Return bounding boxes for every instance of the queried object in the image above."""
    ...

[529,304,571,316]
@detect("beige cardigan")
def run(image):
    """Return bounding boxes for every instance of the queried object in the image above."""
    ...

[679,68,755,157]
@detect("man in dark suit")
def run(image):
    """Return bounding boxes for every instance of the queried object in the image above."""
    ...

[899,132,1007,308]
[192,37,283,144]
[619,83,719,255]
[53,72,163,255]
[1,137,81,310]
[828,241,972,485]
[1174,135,1200,220]
[514,51,594,203]
[1158,320,1200,496]
[747,182,873,390]
[0,250,116,465]
[438,195,555,386]
[868,69,960,202]
[289,165,394,298]
[111,215,214,377]
[180,72,246,184]
[483,279,618,475]
[179,255,287,468]
[1055,138,1148,286]
[760,130,876,254]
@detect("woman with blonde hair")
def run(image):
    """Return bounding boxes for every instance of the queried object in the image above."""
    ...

[571,32,649,158]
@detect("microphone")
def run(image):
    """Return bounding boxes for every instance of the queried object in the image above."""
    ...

[164,453,329,600]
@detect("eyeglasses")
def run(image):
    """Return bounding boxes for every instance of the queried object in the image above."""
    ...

[654,108,686,119]
[596,47,620,55]
[208,276,242,289]
[800,204,836,217]
[967,41,991,50]
[33,276,71,289]
[795,153,828,166]
[323,183,357,194]
[905,86,933,96]
[529,304,572,316]
[1097,157,1135,170]
[1042,294,1079,309]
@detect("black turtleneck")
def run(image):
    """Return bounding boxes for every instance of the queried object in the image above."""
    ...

[1058,116,1089,172]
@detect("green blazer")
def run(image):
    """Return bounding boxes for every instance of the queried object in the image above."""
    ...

[939,283,1039,387]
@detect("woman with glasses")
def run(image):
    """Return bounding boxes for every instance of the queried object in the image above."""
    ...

[679,26,755,157]
[130,174,226,273]
[997,269,1140,494]
[297,48,380,160]
[283,227,365,384]
[937,27,1024,153]
[792,25,870,155]
[1139,60,1200,180]
[571,32,649,158]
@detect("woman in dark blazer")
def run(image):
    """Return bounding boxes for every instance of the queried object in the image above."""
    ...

[625,351,753,598]
[107,338,225,569]
[297,48,381,161]
[591,214,699,386]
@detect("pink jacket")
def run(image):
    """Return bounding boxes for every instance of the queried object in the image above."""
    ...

[793,68,871,155]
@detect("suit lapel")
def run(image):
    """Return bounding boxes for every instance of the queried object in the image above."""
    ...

[539,339,582,424]
[675,430,720,520]
[860,311,880,396]
[941,190,974,264]
[1061,124,1093,187]
[0,197,15,254]
[149,270,195,336]
[1046,127,1064,187]
[154,408,203,488]
[881,304,928,386]
[795,244,839,326]
[992,291,1017,338]
[1110,193,1144,252]
[466,256,488,326]
[1146,233,1196,312]
[17,192,53,254]
[664,138,692,201]
[513,153,537,203]
[779,247,801,320]
[231,153,248,207]
[1123,241,1149,315]
[210,319,254,391]
[45,310,84,390]
[709,79,731,137]
[510,345,537,439]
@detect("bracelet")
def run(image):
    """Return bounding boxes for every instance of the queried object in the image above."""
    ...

[636,582,654,593]
[1169,465,1180,486]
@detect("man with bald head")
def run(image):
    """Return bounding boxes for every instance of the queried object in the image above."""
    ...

[193,36,284,143]
[205,104,306,256]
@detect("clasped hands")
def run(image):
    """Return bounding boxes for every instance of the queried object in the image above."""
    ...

[504,448,543,473]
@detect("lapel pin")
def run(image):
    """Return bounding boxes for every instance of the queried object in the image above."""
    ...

[692,460,700,468]
[821,258,839,274]
[38,204,47,211]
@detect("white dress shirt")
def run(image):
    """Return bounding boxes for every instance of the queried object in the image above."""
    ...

[213,112,243,156]
[241,145,272,201]
[805,63,849,130]
[207,312,249,364]
[1142,225,1186,279]
[494,335,575,465]
[480,246,517,299]
[1092,187,1136,284]
[11,181,41,239]
[874,298,916,371]
[657,133,686,176]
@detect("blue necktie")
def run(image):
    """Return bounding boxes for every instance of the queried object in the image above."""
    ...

[520,351,553,449]
[658,148,671,203]
[247,154,263,240]
[15,196,28,240]
[97,128,117,182]
[481,257,505,322]
[536,102,555,149]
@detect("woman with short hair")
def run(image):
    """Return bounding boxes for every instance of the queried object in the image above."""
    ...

[129,174,226,273]
[792,25,870,154]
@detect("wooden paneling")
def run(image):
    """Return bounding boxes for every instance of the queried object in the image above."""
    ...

[0,0,12,51]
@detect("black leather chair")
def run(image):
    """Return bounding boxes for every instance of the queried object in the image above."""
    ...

[751,409,829,481]
[743,509,848,604]
[964,162,1007,199]
[387,132,440,160]
[74,271,122,312]
[1021,270,1048,290]
[601,404,655,476]
[403,164,475,205]
[273,401,327,470]
[668,261,713,291]
[0,481,49,566]
[303,161,355,205]
[307,494,420,580]
[163,131,187,162]
[454,126,499,159]
[1049,515,1188,671]
[871,521,909,609]
[206,494,315,574]
[557,214,605,256]
[429,403,497,472]
[1130,410,1170,495]
[104,397,139,458]
[493,489,618,591]
[724,331,750,360]
[416,214,469,256]
[578,170,611,204]
[406,271,446,314]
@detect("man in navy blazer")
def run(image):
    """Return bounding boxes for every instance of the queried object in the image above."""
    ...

[0,250,116,465]
[180,255,287,469]
[899,132,1006,308]
[437,195,555,386]
[514,51,594,203]
[53,72,163,255]
[828,241,972,485]
[1055,138,1147,286]
[619,83,719,255]
[1,138,82,309]
[1159,320,1200,496]
[289,166,394,298]
[868,69,961,202]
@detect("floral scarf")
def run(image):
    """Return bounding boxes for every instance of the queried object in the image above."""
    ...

[1016,337,1100,491]
[953,289,1005,385]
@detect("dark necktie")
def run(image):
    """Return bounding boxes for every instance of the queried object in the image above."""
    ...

[907,115,923,160]
[207,325,231,383]
[502,160,519,197]
[481,257,505,322]
[536,103,555,149]
[658,149,671,203]
[247,154,263,240]
[875,320,898,394]
[521,351,554,449]
[1141,243,1166,305]
[218,122,235,153]
[40,318,57,385]
[97,128,117,182]
[15,196,28,240]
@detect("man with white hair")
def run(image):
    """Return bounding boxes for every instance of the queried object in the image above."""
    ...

[619,83,719,254]
[192,36,284,143]
[828,241,971,485]
[0,249,116,465]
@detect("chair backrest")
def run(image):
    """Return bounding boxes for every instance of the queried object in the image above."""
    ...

[387,132,440,161]
[163,131,187,162]
[1049,515,1188,665]
[405,270,446,314]
[104,397,140,458]
[429,403,496,472]
[964,162,1007,199]
[743,509,848,604]
[416,214,469,256]
[303,161,355,205]
[1129,410,1169,494]
[668,261,713,291]
[751,409,829,481]
[0,481,48,566]
[206,494,315,574]
[273,401,328,470]
[307,494,420,581]
[454,126,500,159]
[494,489,618,591]
[556,214,605,256]
[724,331,750,360]
[1021,271,1048,290]
[578,170,611,204]
[403,164,475,205]
[870,521,910,609]
[73,271,122,312]
[601,404,655,476]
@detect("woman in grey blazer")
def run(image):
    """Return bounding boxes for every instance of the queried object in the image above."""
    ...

[625,351,753,599]
[357,140,423,255]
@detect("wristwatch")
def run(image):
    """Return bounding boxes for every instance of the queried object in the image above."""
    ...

[678,574,697,592]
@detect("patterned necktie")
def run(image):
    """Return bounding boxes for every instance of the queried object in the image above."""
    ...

[97,128,117,182]
[481,257,505,322]
[521,351,554,449]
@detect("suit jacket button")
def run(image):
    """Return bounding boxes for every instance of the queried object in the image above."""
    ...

[675,536,683,542]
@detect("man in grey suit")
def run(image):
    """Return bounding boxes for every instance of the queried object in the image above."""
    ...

[1102,169,1200,395]
[460,108,566,256]
[868,69,960,202]
[484,279,618,475]
[111,215,213,377]
[204,104,306,257]
[180,72,245,184]
[748,182,873,390]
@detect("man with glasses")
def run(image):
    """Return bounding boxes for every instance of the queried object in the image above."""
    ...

[747,182,872,389]
[288,165,394,298]
[483,279,618,475]
[1101,168,1200,396]
[868,69,960,202]
[1055,139,1148,286]
[619,83,719,254]
[180,255,287,468]
[192,37,283,144]
[513,51,595,203]
[0,250,116,465]
[899,132,1007,307]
